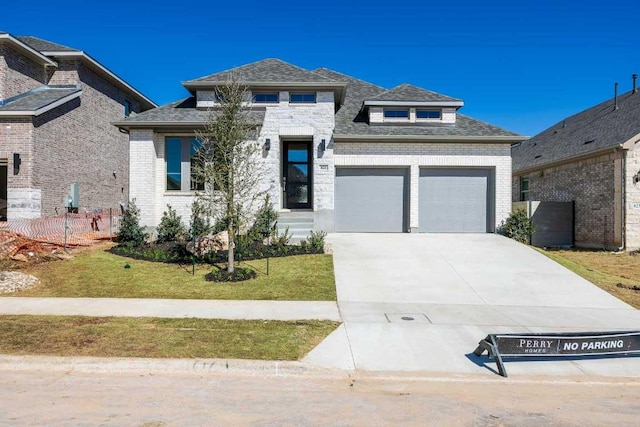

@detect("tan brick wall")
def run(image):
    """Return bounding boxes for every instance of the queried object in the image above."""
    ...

[31,61,138,216]
[513,151,620,249]
[0,44,46,99]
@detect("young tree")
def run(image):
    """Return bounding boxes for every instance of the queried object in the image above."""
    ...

[193,80,269,273]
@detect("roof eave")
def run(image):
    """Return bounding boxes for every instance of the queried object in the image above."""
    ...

[111,120,264,131]
[334,134,527,143]
[0,34,57,66]
[363,100,465,108]
[42,51,157,109]
[513,144,624,175]
[0,89,82,117]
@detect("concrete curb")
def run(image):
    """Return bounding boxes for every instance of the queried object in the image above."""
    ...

[2,355,640,386]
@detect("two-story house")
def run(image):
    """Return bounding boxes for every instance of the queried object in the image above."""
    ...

[114,59,522,235]
[0,32,155,220]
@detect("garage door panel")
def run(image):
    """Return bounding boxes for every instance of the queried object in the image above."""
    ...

[419,169,491,233]
[335,168,406,232]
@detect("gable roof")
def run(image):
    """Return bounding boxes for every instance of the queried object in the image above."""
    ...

[0,86,82,116]
[365,83,463,105]
[16,36,79,53]
[0,32,57,66]
[512,89,640,173]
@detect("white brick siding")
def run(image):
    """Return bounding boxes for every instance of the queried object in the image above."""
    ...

[334,142,512,230]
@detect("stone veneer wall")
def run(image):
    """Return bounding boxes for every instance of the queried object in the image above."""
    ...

[130,91,336,229]
[334,142,511,232]
[513,151,621,249]
[624,144,640,250]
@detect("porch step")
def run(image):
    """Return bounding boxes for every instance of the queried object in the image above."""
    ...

[277,212,314,242]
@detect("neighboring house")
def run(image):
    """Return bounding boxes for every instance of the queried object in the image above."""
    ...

[512,76,640,250]
[114,59,522,235]
[0,32,156,220]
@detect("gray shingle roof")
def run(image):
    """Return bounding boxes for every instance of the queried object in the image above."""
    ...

[512,90,640,172]
[185,59,337,84]
[313,67,520,139]
[0,86,80,113]
[113,97,266,127]
[16,36,79,52]
[366,83,462,103]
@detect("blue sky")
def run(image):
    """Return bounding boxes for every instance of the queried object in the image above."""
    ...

[2,0,637,136]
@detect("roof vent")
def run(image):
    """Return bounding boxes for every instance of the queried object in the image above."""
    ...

[534,155,542,159]
[614,82,619,110]
[634,74,638,94]
[584,139,595,145]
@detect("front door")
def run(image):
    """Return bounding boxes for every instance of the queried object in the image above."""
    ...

[283,142,312,209]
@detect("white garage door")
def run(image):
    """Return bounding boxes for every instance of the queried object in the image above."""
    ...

[335,168,407,232]
[419,168,492,233]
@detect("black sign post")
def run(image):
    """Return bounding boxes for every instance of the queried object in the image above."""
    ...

[473,331,640,377]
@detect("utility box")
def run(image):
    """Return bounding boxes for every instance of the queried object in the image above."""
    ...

[64,183,79,213]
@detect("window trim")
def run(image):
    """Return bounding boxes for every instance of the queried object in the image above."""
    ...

[520,176,530,201]
[252,92,279,103]
[383,108,410,121]
[124,100,132,117]
[416,109,442,121]
[165,137,204,192]
[289,92,317,104]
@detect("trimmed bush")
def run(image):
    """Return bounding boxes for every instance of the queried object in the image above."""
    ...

[156,205,187,243]
[116,200,148,247]
[498,209,535,244]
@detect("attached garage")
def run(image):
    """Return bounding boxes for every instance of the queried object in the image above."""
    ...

[419,168,493,233]
[335,168,407,232]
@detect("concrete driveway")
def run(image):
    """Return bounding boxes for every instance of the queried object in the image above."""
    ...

[304,233,640,376]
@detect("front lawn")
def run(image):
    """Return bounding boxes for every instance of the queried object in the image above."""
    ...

[9,245,336,301]
[538,248,640,309]
[0,315,340,360]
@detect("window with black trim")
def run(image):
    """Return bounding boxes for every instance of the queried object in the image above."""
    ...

[124,100,131,117]
[383,109,409,119]
[253,92,279,103]
[520,176,530,201]
[165,137,204,192]
[289,93,316,103]
[416,109,441,120]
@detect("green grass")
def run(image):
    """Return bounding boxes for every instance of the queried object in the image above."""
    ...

[12,245,336,301]
[0,315,340,360]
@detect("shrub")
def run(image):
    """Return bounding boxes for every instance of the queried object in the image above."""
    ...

[498,209,535,244]
[156,205,187,243]
[273,226,291,248]
[307,230,327,253]
[205,266,257,282]
[248,194,279,241]
[116,200,148,247]
[189,200,211,241]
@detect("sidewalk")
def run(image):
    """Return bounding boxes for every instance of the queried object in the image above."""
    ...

[0,297,341,321]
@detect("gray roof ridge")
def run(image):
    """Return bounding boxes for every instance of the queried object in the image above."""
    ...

[368,82,463,102]
[186,58,335,83]
[313,67,386,89]
[16,35,79,52]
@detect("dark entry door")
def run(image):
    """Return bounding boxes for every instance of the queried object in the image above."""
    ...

[283,142,312,209]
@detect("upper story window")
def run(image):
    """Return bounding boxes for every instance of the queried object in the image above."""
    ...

[124,100,132,117]
[383,109,409,119]
[253,92,279,103]
[289,93,316,103]
[416,109,441,120]
[166,137,204,192]
[520,176,530,201]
